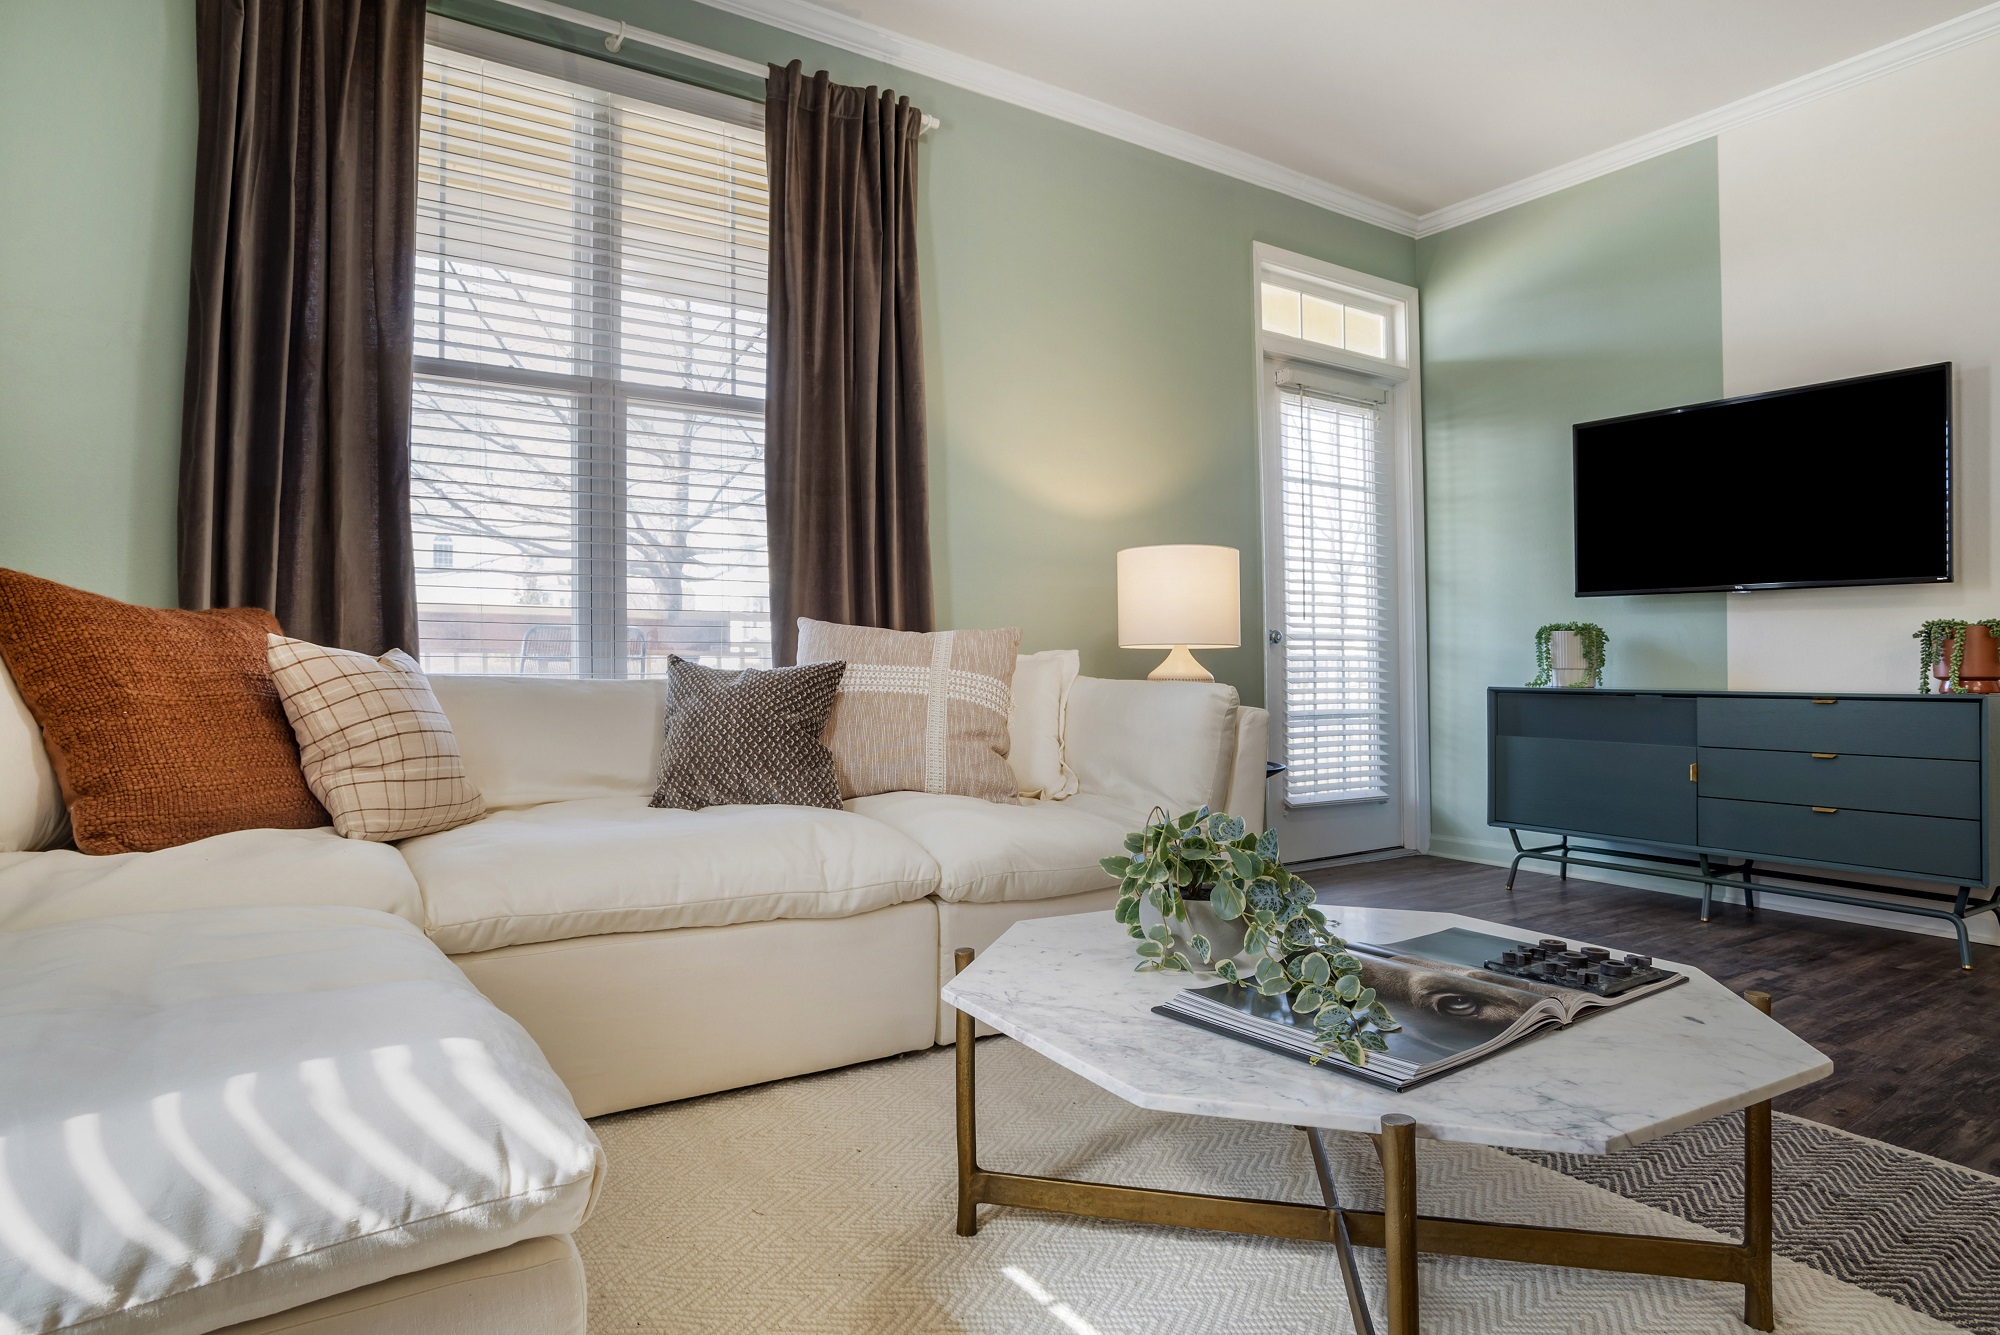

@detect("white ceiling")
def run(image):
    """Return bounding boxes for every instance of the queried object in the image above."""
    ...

[786,0,1989,217]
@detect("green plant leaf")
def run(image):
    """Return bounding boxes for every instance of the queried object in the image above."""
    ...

[1135,940,1164,959]
[1164,952,1192,972]
[1214,959,1240,983]
[1338,1039,1366,1066]
[1212,814,1246,841]
[1190,933,1211,963]
[1358,1031,1389,1052]
[1124,832,1144,853]
[1211,882,1246,921]
[1146,923,1171,945]
[1299,952,1331,987]
[1101,855,1133,877]
[1334,973,1363,1001]
[1127,923,1145,939]
[1256,829,1280,860]
[1293,985,1324,1013]
[1255,957,1286,988]
[1330,953,1360,973]
[1256,976,1290,997]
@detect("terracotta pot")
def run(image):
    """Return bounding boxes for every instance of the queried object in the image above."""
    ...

[1933,625,2000,693]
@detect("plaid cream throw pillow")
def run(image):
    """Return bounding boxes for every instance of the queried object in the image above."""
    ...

[795,619,1021,802]
[265,635,485,841]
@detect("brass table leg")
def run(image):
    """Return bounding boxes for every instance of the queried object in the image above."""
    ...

[1379,1114,1420,1335]
[954,947,978,1237]
[1742,991,1775,1332]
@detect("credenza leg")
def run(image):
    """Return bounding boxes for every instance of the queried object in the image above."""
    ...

[1379,1114,1419,1335]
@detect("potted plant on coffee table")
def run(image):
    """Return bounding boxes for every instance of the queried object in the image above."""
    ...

[1101,807,1399,1068]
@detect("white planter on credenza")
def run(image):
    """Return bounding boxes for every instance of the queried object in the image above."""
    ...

[1548,630,1592,687]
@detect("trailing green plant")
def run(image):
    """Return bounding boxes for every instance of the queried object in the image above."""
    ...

[1527,622,1608,688]
[1102,808,1399,1068]
[1915,618,2000,693]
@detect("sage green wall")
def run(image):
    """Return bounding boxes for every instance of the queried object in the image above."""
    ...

[0,0,1417,704]
[1415,141,1728,862]
[0,1,196,606]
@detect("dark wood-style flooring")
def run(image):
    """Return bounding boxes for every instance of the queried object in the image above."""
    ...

[1300,854,2000,1175]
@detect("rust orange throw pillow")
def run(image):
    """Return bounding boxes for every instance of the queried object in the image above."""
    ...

[0,570,328,853]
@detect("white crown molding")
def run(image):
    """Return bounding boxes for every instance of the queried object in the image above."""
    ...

[693,0,2000,244]
[690,0,1423,236]
[1413,0,2000,237]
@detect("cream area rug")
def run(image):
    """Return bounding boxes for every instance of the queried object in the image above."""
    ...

[577,1039,1994,1334]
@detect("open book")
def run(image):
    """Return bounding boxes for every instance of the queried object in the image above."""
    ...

[1153,927,1685,1091]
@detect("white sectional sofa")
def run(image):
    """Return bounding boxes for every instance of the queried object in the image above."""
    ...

[0,662,1266,1334]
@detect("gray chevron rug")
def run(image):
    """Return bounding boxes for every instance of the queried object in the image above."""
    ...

[577,1038,1993,1334]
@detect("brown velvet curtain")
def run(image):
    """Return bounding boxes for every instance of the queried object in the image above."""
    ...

[765,61,933,666]
[178,0,423,655]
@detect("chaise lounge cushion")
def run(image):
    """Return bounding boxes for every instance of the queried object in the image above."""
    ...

[399,796,941,954]
[0,905,603,1335]
[847,790,1141,905]
[0,827,424,935]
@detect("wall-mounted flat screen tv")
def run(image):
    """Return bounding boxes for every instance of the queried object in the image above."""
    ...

[1573,363,1952,597]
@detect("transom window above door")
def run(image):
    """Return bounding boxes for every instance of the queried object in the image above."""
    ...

[1257,265,1409,372]
[412,20,769,678]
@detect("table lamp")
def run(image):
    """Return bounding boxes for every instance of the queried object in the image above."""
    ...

[1117,545,1240,682]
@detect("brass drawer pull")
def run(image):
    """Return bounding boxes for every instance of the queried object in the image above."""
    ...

[1688,762,1698,782]
[1811,698,1837,705]
[1810,752,1838,759]
[1812,806,1838,814]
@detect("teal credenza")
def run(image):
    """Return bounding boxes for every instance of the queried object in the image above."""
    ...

[1487,687,2000,967]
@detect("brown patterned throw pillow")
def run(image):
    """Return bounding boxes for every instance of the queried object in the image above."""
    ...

[795,619,1021,803]
[0,569,328,854]
[651,656,846,811]
[266,635,486,841]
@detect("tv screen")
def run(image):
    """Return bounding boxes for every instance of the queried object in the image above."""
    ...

[1573,363,1952,597]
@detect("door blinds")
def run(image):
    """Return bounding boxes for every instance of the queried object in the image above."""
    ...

[411,32,770,677]
[1276,385,1392,804]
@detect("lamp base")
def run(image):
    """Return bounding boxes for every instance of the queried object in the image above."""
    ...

[1147,645,1214,682]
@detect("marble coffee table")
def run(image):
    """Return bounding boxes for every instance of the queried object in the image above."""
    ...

[940,907,1832,1335]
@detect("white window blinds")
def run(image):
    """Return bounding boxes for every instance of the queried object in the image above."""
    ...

[1276,384,1392,803]
[413,32,770,676]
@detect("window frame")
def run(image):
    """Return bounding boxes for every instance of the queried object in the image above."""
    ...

[1251,243,1430,853]
[413,17,769,678]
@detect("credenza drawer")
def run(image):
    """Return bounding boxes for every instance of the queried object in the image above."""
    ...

[1696,747,1980,820]
[1696,696,1979,760]
[1697,797,1982,881]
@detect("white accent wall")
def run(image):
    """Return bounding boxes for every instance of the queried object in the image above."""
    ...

[1719,36,2000,692]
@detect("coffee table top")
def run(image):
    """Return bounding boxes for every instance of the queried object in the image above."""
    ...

[941,907,1832,1154]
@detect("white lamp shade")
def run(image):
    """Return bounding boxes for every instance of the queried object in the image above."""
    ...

[1117,545,1241,649]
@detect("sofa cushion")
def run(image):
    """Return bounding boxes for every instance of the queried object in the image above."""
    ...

[0,826,424,934]
[0,569,328,853]
[847,790,1142,905]
[400,796,941,954]
[0,654,67,852]
[427,675,664,810]
[1063,676,1240,817]
[0,906,603,1335]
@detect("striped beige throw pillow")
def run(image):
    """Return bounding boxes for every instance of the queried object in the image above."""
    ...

[796,619,1021,802]
[265,635,485,841]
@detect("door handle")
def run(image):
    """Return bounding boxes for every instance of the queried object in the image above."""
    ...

[1811,806,1838,814]
[1810,753,1838,760]
[1811,698,1837,705]
[1688,762,1698,782]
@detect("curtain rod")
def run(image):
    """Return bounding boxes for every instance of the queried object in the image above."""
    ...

[485,0,942,131]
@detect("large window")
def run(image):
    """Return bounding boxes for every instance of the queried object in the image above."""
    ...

[413,25,769,676]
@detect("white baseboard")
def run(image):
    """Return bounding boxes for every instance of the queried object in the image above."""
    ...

[1423,834,2000,950]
